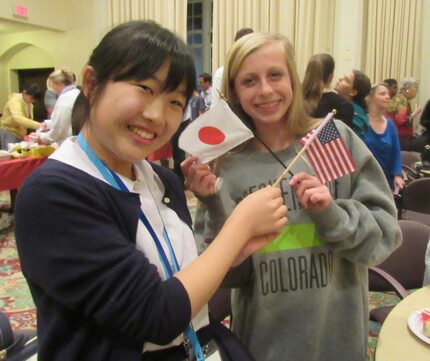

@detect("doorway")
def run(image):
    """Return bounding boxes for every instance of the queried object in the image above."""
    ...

[17,68,54,122]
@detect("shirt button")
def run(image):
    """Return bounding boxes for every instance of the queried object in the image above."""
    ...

[163,197,170,204]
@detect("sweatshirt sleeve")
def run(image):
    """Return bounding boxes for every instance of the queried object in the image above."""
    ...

[307,122,402,266]
[14,174,191,346]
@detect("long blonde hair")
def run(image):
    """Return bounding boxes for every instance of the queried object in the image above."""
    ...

[221,32,316,136]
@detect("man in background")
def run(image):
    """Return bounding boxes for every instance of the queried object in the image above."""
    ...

[198,72,212,111]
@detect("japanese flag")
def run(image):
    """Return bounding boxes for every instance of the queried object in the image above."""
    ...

[179,100,254,163]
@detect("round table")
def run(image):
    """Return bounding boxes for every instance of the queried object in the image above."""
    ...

[375,285,430,360]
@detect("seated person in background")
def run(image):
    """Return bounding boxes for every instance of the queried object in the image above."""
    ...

[383,78,398,98]
[34,68,80,146]
[334,70,371,140]
[386,77,422,150]
[302,53,353,127]
[188,90,206,121]
[364,83,404,191]
[0,83,42,150]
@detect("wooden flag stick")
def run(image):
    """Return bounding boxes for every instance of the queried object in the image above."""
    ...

[272,110,336,188]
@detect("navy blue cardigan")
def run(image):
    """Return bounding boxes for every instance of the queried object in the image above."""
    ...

[14,159,193,361]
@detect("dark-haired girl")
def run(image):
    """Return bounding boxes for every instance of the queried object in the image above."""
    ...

[335,69,371,139]
[14,20,287,361]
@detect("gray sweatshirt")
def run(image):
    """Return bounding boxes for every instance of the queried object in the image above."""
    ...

[197,120,401,361]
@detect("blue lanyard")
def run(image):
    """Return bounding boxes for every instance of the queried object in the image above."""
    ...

[76,133,205,361]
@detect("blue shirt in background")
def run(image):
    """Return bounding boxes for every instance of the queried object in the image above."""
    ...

[364,117,402,188]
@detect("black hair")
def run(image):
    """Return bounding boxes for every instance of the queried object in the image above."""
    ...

[199,73,212,84]
[234,28,254,41]
[352,70,371,111]
[72,20,196,133]
[22,83,42,101]
[383,78,397,87]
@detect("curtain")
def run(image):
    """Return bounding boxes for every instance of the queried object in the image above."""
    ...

[106,0,187,40]
[363,0,423,83]
[212,0,336,77]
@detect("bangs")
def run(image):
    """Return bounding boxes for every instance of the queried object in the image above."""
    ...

[89,21,196,102]
[109,28,195,100]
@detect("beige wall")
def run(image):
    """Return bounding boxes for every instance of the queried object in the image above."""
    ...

[0,0,66,31]
[0,0,96,107]
[419,1,430,106]
[333,0,429,107]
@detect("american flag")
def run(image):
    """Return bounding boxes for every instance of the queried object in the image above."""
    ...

[300,119,357,184]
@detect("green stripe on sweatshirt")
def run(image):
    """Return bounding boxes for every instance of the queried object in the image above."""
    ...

[259,224,324,253]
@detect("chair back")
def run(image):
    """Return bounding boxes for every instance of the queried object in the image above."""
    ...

[402,178,430,214]
[401,151,421,167]
[369,220,430,292]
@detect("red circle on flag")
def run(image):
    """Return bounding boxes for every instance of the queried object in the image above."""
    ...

[198,126,226,145]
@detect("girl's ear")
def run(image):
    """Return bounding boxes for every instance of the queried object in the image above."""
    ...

[82,66,98,98]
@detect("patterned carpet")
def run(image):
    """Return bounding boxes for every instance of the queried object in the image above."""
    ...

[0,189,400,360]
[0,223,36,330]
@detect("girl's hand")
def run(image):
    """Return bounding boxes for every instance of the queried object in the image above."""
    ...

[289,172,332,212]
[181,156,217,196]
[229,186,288,239]
[232,233,278,267]
[394,175,405,190]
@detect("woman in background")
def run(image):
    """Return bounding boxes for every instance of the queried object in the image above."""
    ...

[364,83,404,190]
[302,53,353,127]
[334,69,371,140]
[34,68,80,145]
[386,77,422,150]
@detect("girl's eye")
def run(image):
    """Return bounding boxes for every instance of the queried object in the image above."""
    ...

[242,78,255,86]
[137,84,153,95]
[271,71,282,78]
[171,100,185,109]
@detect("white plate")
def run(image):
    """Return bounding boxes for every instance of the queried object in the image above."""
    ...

[407,309,430,344]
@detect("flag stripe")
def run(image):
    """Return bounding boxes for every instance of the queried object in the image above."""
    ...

[300,120,357,183]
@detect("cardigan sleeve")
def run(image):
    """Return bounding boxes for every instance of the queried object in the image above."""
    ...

[14,171,191,346]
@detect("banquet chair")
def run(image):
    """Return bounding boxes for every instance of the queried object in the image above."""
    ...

[368,220,430,324]
[400,151,421,167]
[0,311,37,360]
[400,177,430,226]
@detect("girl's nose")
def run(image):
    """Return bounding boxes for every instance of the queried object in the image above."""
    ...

[142,97,164,124]
[260,78,273,94]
